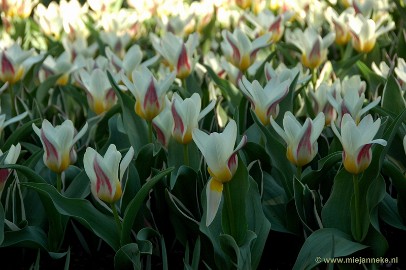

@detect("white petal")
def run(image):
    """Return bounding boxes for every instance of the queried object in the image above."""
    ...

[119,147,134,182]
[205,179,222,226]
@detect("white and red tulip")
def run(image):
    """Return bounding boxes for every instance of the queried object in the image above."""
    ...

[84,144,134,204]
[192,120,247,226]
[32,119,88,173]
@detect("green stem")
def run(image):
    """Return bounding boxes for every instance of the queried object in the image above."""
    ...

[8,84,16,117]
[183,78,187,92]
[147,120,153,144]
[183,143,189,167]
[223,182,235,235]
[111,203,122,238]
[296,166,302,181]
[353,174,361,241]
[56,173,62,193]
[312,68,317,89]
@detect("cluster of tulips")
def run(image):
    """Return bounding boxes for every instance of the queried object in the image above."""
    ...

[0,0,405,268]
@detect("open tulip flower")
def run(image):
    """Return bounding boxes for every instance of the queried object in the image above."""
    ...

[171,93,215,144]
[84,144,134,204]
[0,143,21,192]
[271,112,325,167]
[122,66,176,121]
[0,43,43,84]
[221,28,272,72]
[152,96,173,148]
[331,114,387,175]
[327,76,380,125]
[349,13,394,53]
[78,68,117,115]
[33,119,88,174]
[192,120,247,226]
[285,27,335,70]
[238,75,291,125]
[151,32,198,79]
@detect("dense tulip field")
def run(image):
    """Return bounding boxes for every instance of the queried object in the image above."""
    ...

[0,0,406,269]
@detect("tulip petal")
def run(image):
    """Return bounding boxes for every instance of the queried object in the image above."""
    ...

[119,147,134,182]
[205,178,223,226]
[198,99,216,121]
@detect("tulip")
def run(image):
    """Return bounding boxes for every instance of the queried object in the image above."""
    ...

[349,14,394,53]
[151,32,199,79]
[331,114,387,175]
[192,120,247,226]
[39,51,82,86]
[309,82,339,126]
[327,76,379,125]
[221,28,272,72]
[0,43,43,84]
[78,68,116,115]
[238,75,291,125]
[84,144,134,204]
[122,66,176,121]
[326,7,354,45]
[285,27,335,69]
[171,93,215,144]
[395,58,406,87]
[271,112,325,167]
[32,119,88,174]
[0,144,21,192]
[152,96,173,148]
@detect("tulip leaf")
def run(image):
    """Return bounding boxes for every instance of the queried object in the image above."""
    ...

[121,167,173,246]
[0,225,48,250]
[382,75,406,115]
[20,182,120,251]
[219,231,257,270]
[356,61,386,95]
[276,72,299,126]
[107,71,149,155]
[321,169,353,234]
[292,228,368,270]
[221,156,249,246]
[253,51,276,83]
[397,29,406,59]
[64,170,91,199]
[2,118,41,151]
[379,194,406,230]
[114,243,141,270]
[35,74,64,104]
[301,151,342,188]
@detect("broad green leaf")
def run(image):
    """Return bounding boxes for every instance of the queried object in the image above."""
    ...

[64,170,91,199]
[222,156,249,246]
[397,29,406,59]
[219,231,257,270]
[379,194,406,230]
[2,119,40,151]
[246,179,271,269]
[20,182,120,250]
[107,71,148,155]
[357,61,385,95]
[382,159,406,222]
[35,74,64,104]
[321,169,353,234]
[0,226,48,250]
[292,228,368,270]
[121,167,173,245]
[114,243,141,270]
[381,75,406,115]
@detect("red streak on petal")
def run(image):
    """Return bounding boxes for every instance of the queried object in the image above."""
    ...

[0,169,10,184]
[227,153,237,172]
[269,16,282,33]
[177,44,191,72]
[41,130,59,161]
[93,158,112,195]
[144,79,159,110]
[309,39,321,61]
[266,86,289,117]
[226,35,241,65]
[106,88,116,102]
[297,121,312,157]
[153,122,166,147]
[357,144,372,164]
[1,52,14,75]
[171,102,184,135]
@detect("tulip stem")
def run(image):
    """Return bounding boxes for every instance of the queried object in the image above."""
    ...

[8,84,16,117]
[312,68,317,88]
[56,173,62,193]
[147,120,153,144]
[183,144,189,167]
[296,166,302,180]
[353,174,361,241]
[111,203,122,238]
